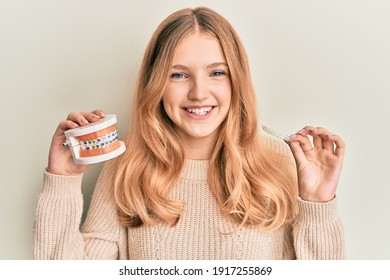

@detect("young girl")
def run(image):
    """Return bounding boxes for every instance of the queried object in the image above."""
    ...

[34,6,345,259]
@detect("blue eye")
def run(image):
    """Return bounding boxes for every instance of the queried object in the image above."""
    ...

[170,73,187,79]
[211,71,226,77]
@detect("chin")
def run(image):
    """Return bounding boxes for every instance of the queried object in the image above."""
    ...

[185,128,216,139]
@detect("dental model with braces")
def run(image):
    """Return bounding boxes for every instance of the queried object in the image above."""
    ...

[63,114,126,164]
[79,131,119,150]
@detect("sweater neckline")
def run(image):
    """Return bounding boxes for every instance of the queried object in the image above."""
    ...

[180,158,209,181]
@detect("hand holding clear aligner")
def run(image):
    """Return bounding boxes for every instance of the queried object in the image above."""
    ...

[263,124,346,202]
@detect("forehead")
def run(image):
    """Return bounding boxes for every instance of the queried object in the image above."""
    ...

[172,32,226,65]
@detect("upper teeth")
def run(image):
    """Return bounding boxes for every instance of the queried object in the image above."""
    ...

[186,107,213,115]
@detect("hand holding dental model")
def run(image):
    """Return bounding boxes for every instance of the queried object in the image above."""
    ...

[263,125,345,202]
[47,110,109,175]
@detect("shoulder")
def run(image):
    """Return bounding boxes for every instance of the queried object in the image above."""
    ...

[260,134,296,169]
[261,134,291,157]
[98,158,118,180]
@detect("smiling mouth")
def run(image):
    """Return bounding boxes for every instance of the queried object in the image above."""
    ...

[185,106,215,116]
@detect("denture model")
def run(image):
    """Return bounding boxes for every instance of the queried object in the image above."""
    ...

[63,114,126,164]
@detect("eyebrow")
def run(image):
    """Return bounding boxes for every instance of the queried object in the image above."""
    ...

[171,62,228,70]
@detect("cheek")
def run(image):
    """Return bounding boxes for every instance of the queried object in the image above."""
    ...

[162,99,174,120]
[163,84,190,113]
[162,87,175,110]
[215,84,232,109]
[162,93,180,123]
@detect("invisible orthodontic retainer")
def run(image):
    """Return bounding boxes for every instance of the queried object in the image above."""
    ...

[63,114,126,164]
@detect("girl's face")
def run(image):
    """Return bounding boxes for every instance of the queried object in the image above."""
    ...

[163,32,232,148]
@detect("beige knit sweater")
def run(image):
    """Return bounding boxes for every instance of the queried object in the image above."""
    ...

[33,138,344,260]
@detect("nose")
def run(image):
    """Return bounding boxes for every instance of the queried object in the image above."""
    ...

[188,76,208,101]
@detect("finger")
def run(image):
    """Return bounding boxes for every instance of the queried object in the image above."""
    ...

[57,120,79,133]
[80,111,102,123]
[312,134,323,150]
[67,112,90,126]
[290,134,314,153]
[52,120,79,144]
[328,134,346,158]
[311,127,333,150]
[91,109,105,118]
[309,127,338,152]
[296,126,318,136]
[300,126,325,150]
[322,134,335,151]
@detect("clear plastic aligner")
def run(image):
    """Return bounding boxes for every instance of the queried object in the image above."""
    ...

[262,125,292,141]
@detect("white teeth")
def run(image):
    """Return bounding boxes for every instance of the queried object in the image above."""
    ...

[186,106,213,115]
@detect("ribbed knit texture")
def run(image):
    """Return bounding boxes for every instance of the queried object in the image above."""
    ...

[33,137,345,260]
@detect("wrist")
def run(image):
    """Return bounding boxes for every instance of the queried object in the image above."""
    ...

[46,166,83,176]
[299,194,336,203]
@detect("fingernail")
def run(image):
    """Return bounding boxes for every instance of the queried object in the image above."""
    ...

[99,112,105,117]
[81,118,89,124]
[92,114,101,119]
[296,129,305,134]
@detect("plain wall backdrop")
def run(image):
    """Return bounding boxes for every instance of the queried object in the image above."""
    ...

[1,0,389,259]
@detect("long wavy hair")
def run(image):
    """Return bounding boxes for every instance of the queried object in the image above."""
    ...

[114,7,298,231]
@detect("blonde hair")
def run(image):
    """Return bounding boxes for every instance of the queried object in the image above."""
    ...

[114,7,298,230]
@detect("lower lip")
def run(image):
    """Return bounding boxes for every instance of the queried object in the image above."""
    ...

[183,107,215,119]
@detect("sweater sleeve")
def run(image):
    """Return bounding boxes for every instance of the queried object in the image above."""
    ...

[292,197,345,259]
[33,161,128,260]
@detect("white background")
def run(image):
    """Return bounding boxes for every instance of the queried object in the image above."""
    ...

[1,0,389,259]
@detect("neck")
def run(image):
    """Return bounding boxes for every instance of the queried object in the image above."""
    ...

[184,143,211,159]
[179,133,217,160]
